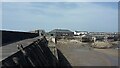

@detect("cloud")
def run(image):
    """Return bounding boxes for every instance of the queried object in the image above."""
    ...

[1,0,120,2]
[0,3,2,29]
[2,2,118,32]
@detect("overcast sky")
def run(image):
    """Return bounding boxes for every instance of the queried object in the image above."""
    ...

[2,2,118,32]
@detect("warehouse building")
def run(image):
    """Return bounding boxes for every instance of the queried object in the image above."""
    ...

[47,29,74,39]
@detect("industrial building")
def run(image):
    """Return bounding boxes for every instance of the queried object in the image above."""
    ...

[74,31,88,36]
[47,29,74,38]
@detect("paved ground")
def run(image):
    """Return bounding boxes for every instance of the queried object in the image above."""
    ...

[56,41,119,66]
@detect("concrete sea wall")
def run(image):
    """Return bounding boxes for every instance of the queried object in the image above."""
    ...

[1,39,58,67]
[1,30,39,46]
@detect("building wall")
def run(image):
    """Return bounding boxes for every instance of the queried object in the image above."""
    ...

[74,31,88,36]
[56,32,74,36]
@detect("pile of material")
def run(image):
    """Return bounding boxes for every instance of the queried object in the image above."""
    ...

[92,42,113,49]
[69,40,81,43]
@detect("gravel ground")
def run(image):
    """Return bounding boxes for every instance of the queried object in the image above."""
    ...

[56,40,118,66]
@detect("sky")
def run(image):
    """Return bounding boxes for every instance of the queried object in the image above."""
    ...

[1,0,120,2]
[1,2,118,32]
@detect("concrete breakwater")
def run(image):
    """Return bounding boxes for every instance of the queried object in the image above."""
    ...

[1,30,39,46]
[1,37,72,67]
[1,38,58,67]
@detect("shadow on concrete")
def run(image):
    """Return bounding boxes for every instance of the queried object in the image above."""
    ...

[38,39,58,67]
[1,38,58,68]
[57,49,72,68]
[1,36,73,68]
[2,30,39,46]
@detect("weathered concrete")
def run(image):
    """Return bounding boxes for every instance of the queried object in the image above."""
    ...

[1,37,58,67]
[1,37,40,61]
